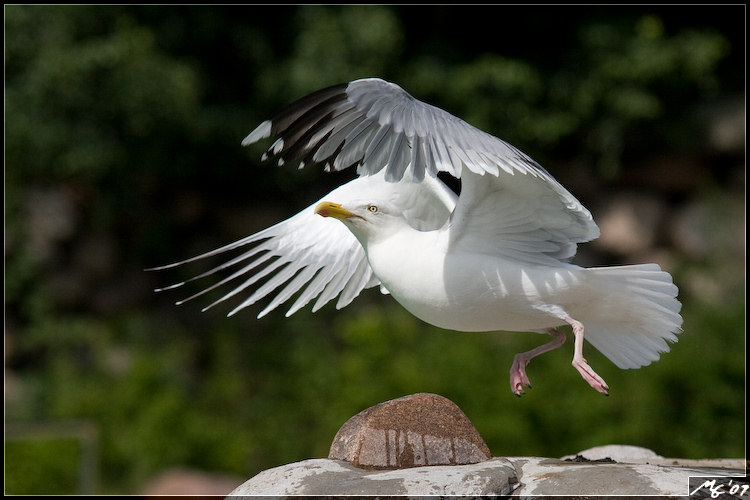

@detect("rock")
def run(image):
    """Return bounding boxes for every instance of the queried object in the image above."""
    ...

[328,393,491,468]
[565,445,747,470]
[670,194,745,260]
[591,192,665,256]
[24,186,79,263]
[228,457,518,496]
[701,96,745,156]
[561,444,662,463]
[228,455,747,497]
[508,456,746,497]
[140,467,243,496]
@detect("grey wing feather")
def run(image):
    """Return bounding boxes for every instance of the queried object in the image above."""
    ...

[448,170,599,265]
[152,170,456,318]
[242,77,558,182]
[151,201,374,319]
[242,77,598,263]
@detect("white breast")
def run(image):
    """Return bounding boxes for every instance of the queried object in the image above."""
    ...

[364,229,586,333]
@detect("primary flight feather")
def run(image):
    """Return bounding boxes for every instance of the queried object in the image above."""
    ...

[154,77,683,395]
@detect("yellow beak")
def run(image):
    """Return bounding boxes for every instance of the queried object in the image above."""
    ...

[314,201,361,220]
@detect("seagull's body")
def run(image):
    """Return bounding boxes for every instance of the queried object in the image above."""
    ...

[369,236,582,334]
[154,78,683,395]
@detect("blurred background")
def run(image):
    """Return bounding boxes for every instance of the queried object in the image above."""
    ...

[4,5,745,495]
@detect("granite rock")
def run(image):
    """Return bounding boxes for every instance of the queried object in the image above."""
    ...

[228,454,746,497]
[229,457,518,496]
[509,456,746,497]
[561,444,662,463]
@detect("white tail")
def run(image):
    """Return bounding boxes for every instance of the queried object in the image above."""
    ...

[580,264,683,369]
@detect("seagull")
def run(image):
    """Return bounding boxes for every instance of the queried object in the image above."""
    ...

[153,77,683,396]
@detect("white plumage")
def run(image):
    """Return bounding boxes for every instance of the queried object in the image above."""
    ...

[154,78,683,395]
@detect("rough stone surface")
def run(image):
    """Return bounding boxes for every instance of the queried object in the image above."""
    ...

[564,444,748,469]
[509,456,746,497]
[561,444,662,463]
[328,392,491,468]
[227,454,746,497]
[228,457,517,496]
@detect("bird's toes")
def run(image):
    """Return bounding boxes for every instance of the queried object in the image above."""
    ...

[511,378,532,396]
[589,378,609,396]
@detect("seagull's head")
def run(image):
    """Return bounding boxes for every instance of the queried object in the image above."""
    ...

[314,199,408,244]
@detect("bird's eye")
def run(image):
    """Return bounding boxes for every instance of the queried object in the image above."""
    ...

[367,204,379,213]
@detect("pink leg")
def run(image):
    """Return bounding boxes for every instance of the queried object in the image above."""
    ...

[564,317,609,395]
[510,328,566,396]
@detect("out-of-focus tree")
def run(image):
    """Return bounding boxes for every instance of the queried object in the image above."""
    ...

[4,5,744,495]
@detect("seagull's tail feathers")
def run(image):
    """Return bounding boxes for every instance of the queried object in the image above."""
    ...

[581,264,683,369]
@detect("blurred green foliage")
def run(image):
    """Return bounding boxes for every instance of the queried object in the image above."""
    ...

[5,438,81,494]
[4,5,745,495]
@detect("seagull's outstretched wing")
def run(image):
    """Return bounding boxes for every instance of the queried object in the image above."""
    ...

[153,169,455,318]
[243,77,599,265]
[447,169,599,266]
[243,78,556,182]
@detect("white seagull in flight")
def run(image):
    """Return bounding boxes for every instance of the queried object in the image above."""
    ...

[154,78,683,396]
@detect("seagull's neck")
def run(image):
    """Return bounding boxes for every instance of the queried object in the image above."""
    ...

[356,219,444,254]
[359,222,448,287]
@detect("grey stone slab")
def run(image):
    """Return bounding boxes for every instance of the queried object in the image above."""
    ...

[228,457,518,496]
[509,456,746,496]
[228,455,746,497]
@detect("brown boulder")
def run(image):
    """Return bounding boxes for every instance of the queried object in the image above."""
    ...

[329,393,491,469]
